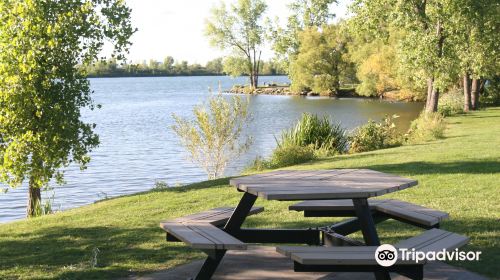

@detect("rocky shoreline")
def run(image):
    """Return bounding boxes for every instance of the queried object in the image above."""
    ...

[226,85,359,97]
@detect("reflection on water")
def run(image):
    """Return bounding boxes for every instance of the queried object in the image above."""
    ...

[0,76,423,222]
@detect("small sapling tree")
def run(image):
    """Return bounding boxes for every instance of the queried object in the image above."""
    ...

[172,93,252,179]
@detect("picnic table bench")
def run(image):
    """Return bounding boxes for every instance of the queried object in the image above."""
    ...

[161,206,263,250]
[290,199,449,229]
[277,228,469,279]
[160,169,469,280]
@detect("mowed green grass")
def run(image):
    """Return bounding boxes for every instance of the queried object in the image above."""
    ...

[0,108,499,280]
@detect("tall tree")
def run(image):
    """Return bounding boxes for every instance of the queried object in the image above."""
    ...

[163,56,175,74]
[448,0,500,111]
[268,0,336,71]
[351,0,460,113]
[205,0,267,88]
[0,0,134,217]
[289,25,349,95]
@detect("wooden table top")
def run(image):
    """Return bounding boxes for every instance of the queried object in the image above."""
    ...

[230,169,418,200]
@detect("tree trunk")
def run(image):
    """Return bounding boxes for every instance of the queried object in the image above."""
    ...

[425,78,439,113]
[471,78,480,110]
[253,72,258,88]
[463,74,472,112]
[249,72,255,88]
[27,177,41,218]
[424,20,444,114]
[426,77,434,110]
[427,87,440,113]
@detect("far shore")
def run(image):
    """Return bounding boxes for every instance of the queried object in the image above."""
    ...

[226,84,420,102]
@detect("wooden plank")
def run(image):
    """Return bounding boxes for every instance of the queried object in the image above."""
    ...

[229,170,310,185]
[262,189,384,200]
[394,228,469,253]
[162,222,247,250]
[172,207,234,223]
[376,204,440,226]
[386,200,449,220]
[289,199,389,211]
[161,222,216,249]
[164,206,264,226]
[277,245,377,257]
[230,169,360,185]
[189,224,247,250]
[418,232,469,252]
[395,228,449,249]
[291,250,418,265]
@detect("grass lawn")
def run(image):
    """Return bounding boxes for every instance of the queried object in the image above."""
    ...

[0,108,499,280]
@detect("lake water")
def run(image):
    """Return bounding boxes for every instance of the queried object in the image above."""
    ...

[0,76,424,222]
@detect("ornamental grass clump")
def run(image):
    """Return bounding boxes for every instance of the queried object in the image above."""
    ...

[278,113,348,155]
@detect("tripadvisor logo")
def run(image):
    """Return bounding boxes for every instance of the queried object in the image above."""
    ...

[375,244,398,267]
[375,244,482,267]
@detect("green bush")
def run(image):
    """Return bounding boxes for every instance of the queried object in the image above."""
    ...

[269,144,316,168]
[406,112,446,143]
[349,115,401,153]
[278,113,348,155]
[247,144,316,171]
[481,77,500,106]
[438,89,464,116]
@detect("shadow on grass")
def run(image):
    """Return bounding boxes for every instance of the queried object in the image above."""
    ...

[361,160,500,175]
[0,225,201,279]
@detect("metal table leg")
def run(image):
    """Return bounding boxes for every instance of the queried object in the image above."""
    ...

[192,192,257,280]
[353,198,391,280]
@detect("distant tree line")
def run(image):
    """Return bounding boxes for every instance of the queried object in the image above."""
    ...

[85,57,286,78]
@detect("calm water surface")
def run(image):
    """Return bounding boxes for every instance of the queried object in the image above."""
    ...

[0,76,423,222]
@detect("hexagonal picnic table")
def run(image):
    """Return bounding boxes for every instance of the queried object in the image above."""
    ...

[161,169,467,280]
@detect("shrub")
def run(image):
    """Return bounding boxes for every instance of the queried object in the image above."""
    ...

[438,89,464,116]
[246,144,316,171]
[406,112,446,143]
[269,144,316,168]
[278,113,348,156]
[349,115,401,153]
[481,77,500,106]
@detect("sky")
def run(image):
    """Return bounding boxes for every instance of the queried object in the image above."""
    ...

[123,0,349,65]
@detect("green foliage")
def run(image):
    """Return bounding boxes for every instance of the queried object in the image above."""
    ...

[438,89,465,116]
[223,56,249,78]
[86,56,279,77]
[269,143,316,168]
[406,112,446,143]
[0,0,134,215]
[248,113,346,170]
[172,94,252,179]
[267,0,336,71]
[349,115,401,153]
[205,0,267,87]
[289,25,350,95]
[278,113,348,155]
[350,0,499,109]
[481,77,500,106]
[248,144,316,171]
